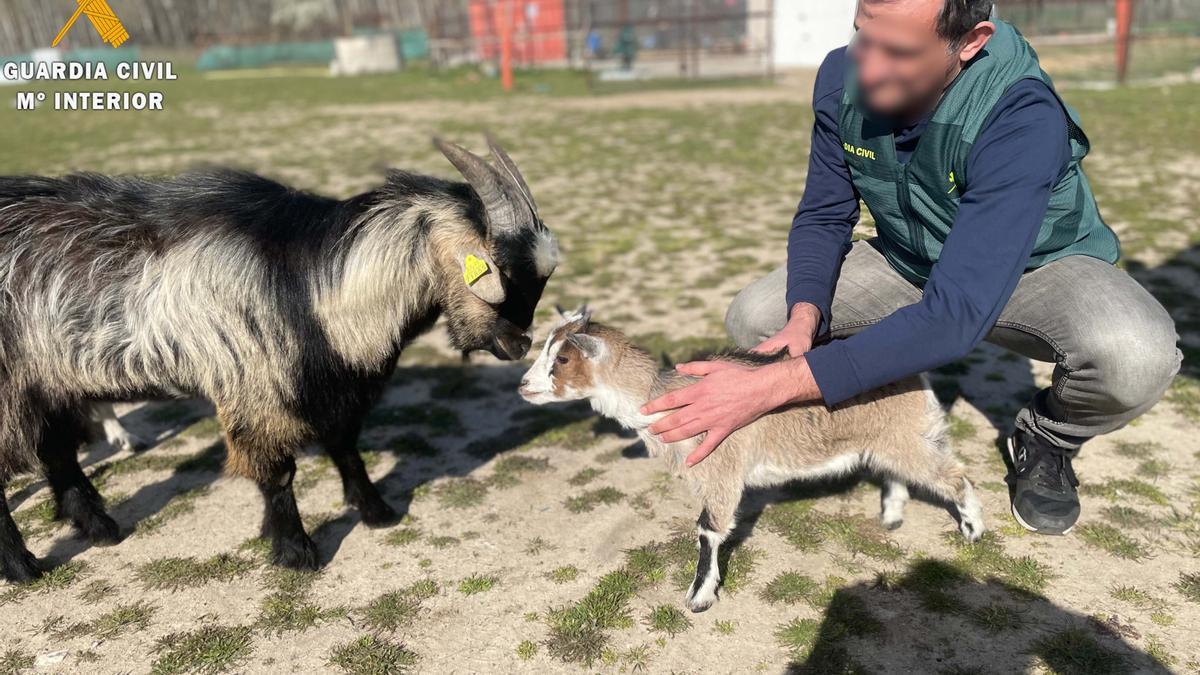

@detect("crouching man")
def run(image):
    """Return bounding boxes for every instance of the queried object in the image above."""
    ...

[643,0,1180,534]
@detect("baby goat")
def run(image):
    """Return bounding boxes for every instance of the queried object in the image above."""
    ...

[0,137,557,582]
[519,308,984,612]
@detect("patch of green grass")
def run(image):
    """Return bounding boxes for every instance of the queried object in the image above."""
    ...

[1174,572,1200,602]
[136,553,256,591]
[525,537,554,554]
[457,573,498,596]
[565,487,625,513]
[1111,441,1163,458]
[78,579,116,605]
[759,571,821,606]
[969,604,1025,632]
[1081,478,1169,506]
[714,619,736,635]
[256,568,330,634]
[12,560,90,600]
[328,635,418,675]
[1135,458,1171,480]
[490,454,551,488]
[435,478,489,508]
[178,417,222,439]
[516,640,538,661]
[361,580,438,632]
[385,433,439,457]
[939,532,1051,594]
[1110,585,1166,610]
[92,601,157,638]
[383,527,422,547]
[545,568,641,665]
[760,501,904,560]
[1101,505,1158,529]
[644,604,692,636]
[522,418,604,451]
[775,618,821,660]
[151,625,254,675]
[1031,627,1126,675]
[1077,523,1148,560]
[0,649,35,675]
[134,486,212,536]
[428,535,460,549]
[946,414,978,442]
[547,566,580,584]
[366,404,462,435]
[567,468,605,486]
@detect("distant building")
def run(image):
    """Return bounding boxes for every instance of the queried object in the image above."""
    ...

[766,0,855,67]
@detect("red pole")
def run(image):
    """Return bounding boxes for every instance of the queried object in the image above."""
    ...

[500,0,515,91]
[1115,0,1133,84]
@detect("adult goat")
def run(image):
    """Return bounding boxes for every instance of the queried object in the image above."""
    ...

[0,137,558,581]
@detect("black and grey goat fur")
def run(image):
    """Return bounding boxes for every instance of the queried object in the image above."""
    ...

[0,138,558,581]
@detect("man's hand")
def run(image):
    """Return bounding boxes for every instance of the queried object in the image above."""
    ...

[752,302,822,357]
[641,357,821,467]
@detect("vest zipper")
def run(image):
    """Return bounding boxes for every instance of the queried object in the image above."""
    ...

[896,164,927,263]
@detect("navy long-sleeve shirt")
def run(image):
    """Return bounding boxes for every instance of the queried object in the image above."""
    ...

[789,47,1072,406]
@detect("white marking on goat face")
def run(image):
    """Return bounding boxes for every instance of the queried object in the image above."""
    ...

[519,323,603,405]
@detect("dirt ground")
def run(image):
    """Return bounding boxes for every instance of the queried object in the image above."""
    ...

[1,70,1199,674]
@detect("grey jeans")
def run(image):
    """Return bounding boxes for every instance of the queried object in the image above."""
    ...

[725,240,1182,450]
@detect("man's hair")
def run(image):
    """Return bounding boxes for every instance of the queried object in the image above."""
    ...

[937,0,994,48]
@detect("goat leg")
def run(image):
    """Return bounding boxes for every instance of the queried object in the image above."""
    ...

[256,456,319,571]
[37,410,120,545]
[0,485,41,582]
[322,422,397,527]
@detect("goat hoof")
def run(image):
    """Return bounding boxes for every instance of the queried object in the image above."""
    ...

[272,535,320,571]
[81,513,122,545]
[1,550,42,584]
[358,500,400,528]
[685,588,717,613]
[881,517,903,531]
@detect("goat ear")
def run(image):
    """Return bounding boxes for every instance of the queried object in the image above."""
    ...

[459,250,506,304]
[555,303,591,326]
[567,333,603,360]
[434,137,518,237]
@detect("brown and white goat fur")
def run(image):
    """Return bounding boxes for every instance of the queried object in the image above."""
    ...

[0,138,557,582]
[519,309,984,612]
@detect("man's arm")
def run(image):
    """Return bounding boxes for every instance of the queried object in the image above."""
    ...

[805,79,1072,404]
[784,47,859,337]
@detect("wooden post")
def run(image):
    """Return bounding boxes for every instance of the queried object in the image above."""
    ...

[1115,0,1133,84]
[500,0,514,91]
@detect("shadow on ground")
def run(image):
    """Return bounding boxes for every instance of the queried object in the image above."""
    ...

[786,560,1171,674]
[15,360,607,571]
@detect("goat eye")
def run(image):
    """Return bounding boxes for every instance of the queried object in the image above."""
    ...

[556,355,569,365]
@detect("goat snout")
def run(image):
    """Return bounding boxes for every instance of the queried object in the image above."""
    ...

[490,332,532,361]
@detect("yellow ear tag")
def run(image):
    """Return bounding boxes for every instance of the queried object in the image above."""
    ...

[463,255,490,286]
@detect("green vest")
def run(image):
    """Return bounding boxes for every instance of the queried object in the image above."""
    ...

[838,20,1120,284]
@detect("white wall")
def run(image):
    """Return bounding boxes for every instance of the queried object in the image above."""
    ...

[773,0,857,67]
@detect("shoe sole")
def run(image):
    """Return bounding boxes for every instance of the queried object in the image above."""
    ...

[1006,436,1073,536]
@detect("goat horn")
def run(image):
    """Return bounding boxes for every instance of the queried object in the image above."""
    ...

[434,137,517,236]
[486,133,538,221]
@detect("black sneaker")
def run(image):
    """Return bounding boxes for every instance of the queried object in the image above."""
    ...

[1006,430,1081,535]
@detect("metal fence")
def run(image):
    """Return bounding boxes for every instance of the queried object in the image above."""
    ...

[999,0,1200,36]
[426,0,776,79]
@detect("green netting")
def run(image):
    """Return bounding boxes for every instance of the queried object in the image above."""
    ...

[196,40,335,71]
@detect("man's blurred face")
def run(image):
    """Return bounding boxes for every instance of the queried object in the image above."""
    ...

[852,0,960,117]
